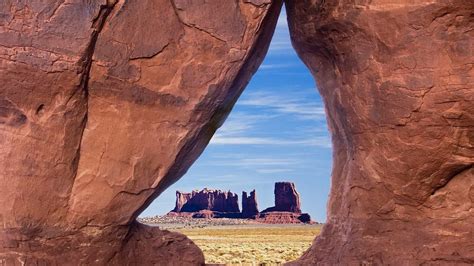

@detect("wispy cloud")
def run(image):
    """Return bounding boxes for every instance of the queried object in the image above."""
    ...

[209,106,330,148]
[209,158,300,167]
[259,63,295,70]
[211,135,331,148]
[268,7,294,54]
[239,91,326,120]
[215,113,274,137]
[256,168,292,174]
[209,110,330,148]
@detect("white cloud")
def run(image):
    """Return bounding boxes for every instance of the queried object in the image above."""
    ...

[211,135,331,148]
[267,7,294,54]
[209,108,331,148]
[210,158,300,167]
[216,113,274,137]
[256,168,292,174]
[239,91,326,120]
[258,63,295,70]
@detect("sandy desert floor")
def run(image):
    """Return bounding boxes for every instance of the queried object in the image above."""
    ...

[141,216,322,265]
[176,224,322,265]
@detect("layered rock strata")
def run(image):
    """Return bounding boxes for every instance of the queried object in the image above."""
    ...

[286,0,474,264]
[169,183,312,223]
[172,189,240,213]
[259,182,311,223]
[0,0,283,264]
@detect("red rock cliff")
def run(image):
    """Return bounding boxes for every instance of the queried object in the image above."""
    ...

[173,189,240,213]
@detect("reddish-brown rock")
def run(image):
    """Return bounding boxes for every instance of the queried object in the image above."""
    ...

[262,182,301,213]
[242,190,259,218]
[257,212,312,224]
[259,182,312,224]
[172,188,240,213]
[0,0,283,264]
[2,0,473,264]
[286,0,474,264]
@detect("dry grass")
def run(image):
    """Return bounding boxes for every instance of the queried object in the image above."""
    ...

[175,224,322,265]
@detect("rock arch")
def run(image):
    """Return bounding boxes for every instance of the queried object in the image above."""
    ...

[0,0,472,264]
[287,1,473,264]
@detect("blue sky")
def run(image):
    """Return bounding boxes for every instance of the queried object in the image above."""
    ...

[140,8,332,222]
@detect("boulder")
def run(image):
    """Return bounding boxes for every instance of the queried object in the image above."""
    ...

[242,190,259,218]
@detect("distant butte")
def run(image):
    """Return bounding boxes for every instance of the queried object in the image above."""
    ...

[168,182,313,224]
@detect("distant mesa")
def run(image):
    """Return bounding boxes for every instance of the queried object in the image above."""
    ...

[173,188,240,213]
[168,182,313,224]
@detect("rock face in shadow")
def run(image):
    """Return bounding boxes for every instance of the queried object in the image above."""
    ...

[173,189,240,213]
[242,190,259,218]
[286,0,474,264]
[262,182,301,213]
[0,0,283,264]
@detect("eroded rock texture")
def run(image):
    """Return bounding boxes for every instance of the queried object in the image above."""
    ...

[262,182,301,213]
[172,189,240,213]
[0,0,283,264]
[286,0,474,264]
[242,190,259,218]
[259,182,311,223]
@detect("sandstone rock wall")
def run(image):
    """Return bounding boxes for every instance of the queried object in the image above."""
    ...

[1,0,473,264]
[173,189,240,213]
[0,0,283,264]
[286,0,474,264]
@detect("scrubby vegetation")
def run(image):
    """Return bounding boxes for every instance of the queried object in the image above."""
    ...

[175,224,322,265]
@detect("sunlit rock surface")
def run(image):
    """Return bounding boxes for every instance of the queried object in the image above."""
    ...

[286,0,474,264]
[1,0,473,264]
[0,0,283,264]
[173,189,240,213]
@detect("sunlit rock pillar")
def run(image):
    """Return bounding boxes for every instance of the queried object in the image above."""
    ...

[286,0,474,264]
[0,0,283,264]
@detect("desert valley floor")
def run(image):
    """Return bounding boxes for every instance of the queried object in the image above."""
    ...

[141,216,322,265]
